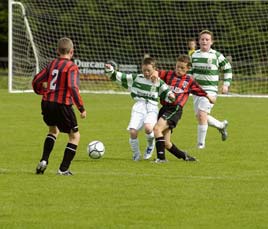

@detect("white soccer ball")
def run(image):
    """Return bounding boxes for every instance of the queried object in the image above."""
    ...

[87,141,105,159]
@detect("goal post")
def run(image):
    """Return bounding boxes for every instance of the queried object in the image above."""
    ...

[9,0,268,96]
[9,0,39,93]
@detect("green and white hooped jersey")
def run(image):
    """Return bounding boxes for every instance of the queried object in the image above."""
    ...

[106,70,171,105]
[189,48,232,95]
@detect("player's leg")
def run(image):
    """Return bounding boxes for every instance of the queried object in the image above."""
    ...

[207,115,228,141]
[127,102,146,161]
[36,101,59,174]
[143,123,155,159]
[143,105,158,159]
[58,130,80,175]
[57,105,79,175]
[196,110,208,149]
[165,129,196,161]
[129,128,141,161]
[164,129,187,159]
[160,107,196,161]
[194,96,212,149]
[36,126,59,174]
[154,105,182,162]
[41,126,59,162]
[154,117,169,161]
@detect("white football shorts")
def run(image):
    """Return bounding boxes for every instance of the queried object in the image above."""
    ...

[193,95,214,114]
[127,100,158,131]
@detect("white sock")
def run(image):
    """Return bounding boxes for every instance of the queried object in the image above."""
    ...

[198,124,208,146]
[129,138,140,155]
[146,132,154,147]
[207,115,224,129]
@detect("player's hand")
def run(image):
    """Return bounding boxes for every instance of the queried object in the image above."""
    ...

[168,92,176,102]
[222,85,229,94]
[80,110,86,119]
[207,95,216,104]
[104,63,114,73]
[150,70,159,83]
[105,60,118,73]
[42,82,48,89]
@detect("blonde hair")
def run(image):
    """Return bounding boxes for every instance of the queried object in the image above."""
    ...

[57,37,73,55]
[198,30,214,41]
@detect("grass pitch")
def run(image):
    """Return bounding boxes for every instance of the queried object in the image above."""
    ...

[0,89,268,228]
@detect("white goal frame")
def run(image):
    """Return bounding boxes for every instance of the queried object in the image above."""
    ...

[8,0,39,93]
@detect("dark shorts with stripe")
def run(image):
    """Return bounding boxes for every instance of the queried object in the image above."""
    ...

[41,100,78,133]
[158,105,183,129]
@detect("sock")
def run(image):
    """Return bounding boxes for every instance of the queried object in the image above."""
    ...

[167,143,186,160]
[198,124,208,146]
[59,143,77,172]
[155,137,165,160]
[146,131,154,148]
[207,115,224,129]
[129,138,140,155]
[41,134,56,163]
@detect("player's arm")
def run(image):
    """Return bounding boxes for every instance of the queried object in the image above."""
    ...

[80,110,86,119]
[104,60,117,81]
[219,55,232,94]
[104,61,135,90]
[158,79,175,103]
[190,78,215,104]
[32,67,49,95]
[68,65,86,117]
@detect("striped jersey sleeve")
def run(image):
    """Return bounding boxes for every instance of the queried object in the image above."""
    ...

[32,67,49,95]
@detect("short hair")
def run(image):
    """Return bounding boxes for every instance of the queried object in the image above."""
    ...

[142,57,157,69]
[176,54,191,67]
[187,38,196,43]
[198,30,214,41]
[57,37,73,55]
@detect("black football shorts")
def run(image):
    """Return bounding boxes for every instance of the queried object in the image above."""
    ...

[41,100,78,133]
[158,105,183,129]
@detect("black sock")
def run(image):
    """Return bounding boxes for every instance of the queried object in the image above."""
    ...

[59,143,77,172]
[155,137,166,160]
[167,143,186,160]
[41,134,56,163]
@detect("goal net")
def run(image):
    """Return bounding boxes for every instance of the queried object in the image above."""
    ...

[9,0,268,95]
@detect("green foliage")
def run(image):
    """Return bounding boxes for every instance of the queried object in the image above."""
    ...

[0,1,8,42]
[0,90,268,228]
[20,1,268,63]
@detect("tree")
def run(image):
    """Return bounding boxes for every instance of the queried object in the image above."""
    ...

[0,1,8,42]
[0,1,8,57]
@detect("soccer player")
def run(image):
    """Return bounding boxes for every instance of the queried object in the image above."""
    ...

[187,38,197,58]
[189,30,232,149]
[32,37,86,175]
[153,54,215,163]
[104,57,174,161]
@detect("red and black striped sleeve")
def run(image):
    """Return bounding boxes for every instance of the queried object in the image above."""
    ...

[189,77,207,96]
[68,65,85,113]
[32,67,49,95]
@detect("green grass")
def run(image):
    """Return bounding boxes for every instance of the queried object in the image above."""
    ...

[0,90,268,228]
[0,73,8,89]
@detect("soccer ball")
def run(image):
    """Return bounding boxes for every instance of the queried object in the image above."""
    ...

[87,141,105,159]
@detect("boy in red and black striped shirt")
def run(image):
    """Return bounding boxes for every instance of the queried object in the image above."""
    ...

[32,37,86,175]
[153,54,215,162]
